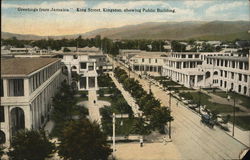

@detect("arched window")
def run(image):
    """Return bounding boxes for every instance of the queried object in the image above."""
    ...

[205,71,211,78]
[71,66,77,70]
[213,71,218,76]
[11,107,25,136]
[0,130,6,144]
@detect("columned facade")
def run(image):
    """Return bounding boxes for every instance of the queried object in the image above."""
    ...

[1,58,62,146]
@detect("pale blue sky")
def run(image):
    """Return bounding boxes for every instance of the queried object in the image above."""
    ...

[2,0,249,36]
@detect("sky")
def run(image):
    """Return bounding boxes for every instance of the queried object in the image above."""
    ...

[2,0,250,36]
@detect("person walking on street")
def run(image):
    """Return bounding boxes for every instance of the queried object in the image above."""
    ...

[140,137,143,147]
[163,136,167,145]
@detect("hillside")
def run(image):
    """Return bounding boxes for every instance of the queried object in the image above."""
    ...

[1,21,250,40]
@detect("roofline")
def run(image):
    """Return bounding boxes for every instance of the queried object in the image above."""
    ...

[1,58,61,78]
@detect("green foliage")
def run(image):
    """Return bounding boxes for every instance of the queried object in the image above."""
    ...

[63,47,71,52]
[114,67,173,133]
[132,118,151,136]
[58,119,112,160]
[171,41,186,52]
[7,130,55,160]
[150,107,173,133]
[51,81,88,137]
[0,146,5,158]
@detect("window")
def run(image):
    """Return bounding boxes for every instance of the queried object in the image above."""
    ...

[80,62,87,69]
[188,55,192,58]
[0,79,3,97]
[155,59,157,63]
[142,58,144,62]
[232,61,235,68]
[244,75,248,82]
[239,74,242,81]
[231,72,234,79]
[225,60,228,67]
[181,54,185,58]
[8,79,24,96]
[195,54,199,58]
[224,71,227,78]
[149,59,151,63]
[73,55,78,59]
[0,106,4,122]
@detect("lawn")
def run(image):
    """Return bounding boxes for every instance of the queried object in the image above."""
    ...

[179,92,241,113]
[98,96,112,102]
[168,86,194,91]
[212,90,250,109]
[161,80,180,87]
[228,116,250,130]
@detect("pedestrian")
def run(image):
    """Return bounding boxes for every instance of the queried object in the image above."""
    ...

[163,136,166,145]
[140,137,143,147]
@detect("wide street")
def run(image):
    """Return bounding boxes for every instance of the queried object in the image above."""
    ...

[109,56,248,160]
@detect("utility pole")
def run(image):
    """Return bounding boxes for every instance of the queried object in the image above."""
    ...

[169,89,172,139]
[112,113,129,154]
[233,96,236,137]
[199,87,201,114]
[112,113,116,153]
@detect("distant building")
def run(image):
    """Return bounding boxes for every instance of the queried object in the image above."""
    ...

[129,52,169,76]
[61,46,112,72]
[61,53,98,91]
[0,57,62,145]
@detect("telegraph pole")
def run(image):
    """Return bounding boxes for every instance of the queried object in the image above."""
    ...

[169,89,172,139]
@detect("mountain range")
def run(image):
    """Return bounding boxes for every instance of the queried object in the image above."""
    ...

[1,21,250,41]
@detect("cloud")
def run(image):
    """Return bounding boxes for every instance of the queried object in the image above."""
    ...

[205,1,247,16]
[183,1,212,8]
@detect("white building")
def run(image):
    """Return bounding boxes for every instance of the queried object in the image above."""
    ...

[9,47,49,55]
[162,52,206,88]
[0,57,62,145]
[129,53,168,76]
[162,51,250,96]
[61,53,98,91]
[203,52,250,96]
[61,46,112,72]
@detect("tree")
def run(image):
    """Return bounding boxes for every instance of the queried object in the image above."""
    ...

[0,146,5,159]
[58,119,112,160]
[171,41,186,52]
[132,117,151,136]
[150,107,173,133]
[7,130,55,160]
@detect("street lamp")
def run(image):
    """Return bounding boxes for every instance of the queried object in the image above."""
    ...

[168,88,172,140]
[227,92,236,137]
[198,86,201,114]
[112,113,129,153]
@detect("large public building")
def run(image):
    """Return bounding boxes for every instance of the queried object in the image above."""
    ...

[0,58,63,145]
[119,49,250,97]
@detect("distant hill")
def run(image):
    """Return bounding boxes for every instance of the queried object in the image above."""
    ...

[1,21,250,40]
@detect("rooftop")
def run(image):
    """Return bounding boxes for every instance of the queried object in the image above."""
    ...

[1,57,60,77]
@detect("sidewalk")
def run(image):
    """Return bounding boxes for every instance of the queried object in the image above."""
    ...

[109,73,142,116]
[114,142,181,160]
[77,90,111,124]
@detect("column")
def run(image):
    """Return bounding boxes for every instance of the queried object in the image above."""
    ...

[67,65,71,85]
[187,75,190,87]
[24,78,30,97]
[194,75,198,87]
[86,77,89,90]
[3,79,8,97]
